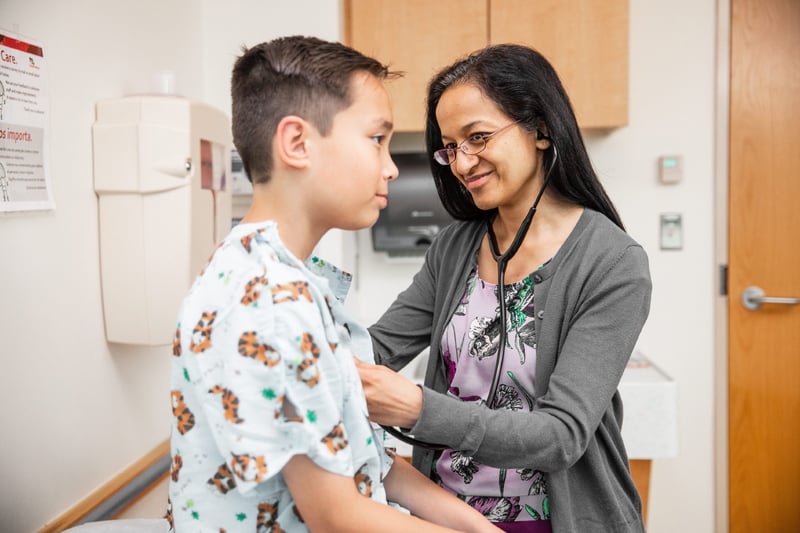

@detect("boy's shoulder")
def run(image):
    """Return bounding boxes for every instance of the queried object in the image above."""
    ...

[207,221,306,276]
[181,222,312,316]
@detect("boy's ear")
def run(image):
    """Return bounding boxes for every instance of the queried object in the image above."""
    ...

[274,115,311,169]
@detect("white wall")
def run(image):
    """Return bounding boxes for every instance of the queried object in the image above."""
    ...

[0,1,717,532]
[0,1,201,532]
[619,3,718,532]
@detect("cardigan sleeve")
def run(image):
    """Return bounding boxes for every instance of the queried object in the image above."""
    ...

[408,242,652,471]
[368,251,438,372]
[369,220,481,372]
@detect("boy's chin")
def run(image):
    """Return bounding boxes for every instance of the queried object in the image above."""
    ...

[340,213,380,232]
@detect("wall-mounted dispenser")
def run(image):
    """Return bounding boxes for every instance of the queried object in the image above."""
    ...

[93,96,232,345]
[372,152,454,257]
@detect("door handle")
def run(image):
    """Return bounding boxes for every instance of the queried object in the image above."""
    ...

[741,286,800,311]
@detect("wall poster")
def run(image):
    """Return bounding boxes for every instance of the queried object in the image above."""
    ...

[0,29,53,213]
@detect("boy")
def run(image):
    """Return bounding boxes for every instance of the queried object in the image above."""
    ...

[167,36,500,533]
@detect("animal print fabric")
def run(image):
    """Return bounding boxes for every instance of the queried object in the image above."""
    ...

[168,221,392,532]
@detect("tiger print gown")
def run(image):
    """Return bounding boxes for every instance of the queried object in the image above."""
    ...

[168,221,393,532]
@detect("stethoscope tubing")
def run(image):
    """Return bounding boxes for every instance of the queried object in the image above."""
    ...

[485,144,558,407]
[382,144,559,451]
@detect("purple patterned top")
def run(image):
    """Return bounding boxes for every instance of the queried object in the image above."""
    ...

[437,267,550,524]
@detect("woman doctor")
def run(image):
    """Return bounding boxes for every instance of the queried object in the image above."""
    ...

[357,44,652,533]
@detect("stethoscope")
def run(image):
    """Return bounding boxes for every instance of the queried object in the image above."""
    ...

[382,138,559,451]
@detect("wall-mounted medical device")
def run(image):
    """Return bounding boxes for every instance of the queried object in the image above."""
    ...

[93,96,232,345]
[372,152,454,257]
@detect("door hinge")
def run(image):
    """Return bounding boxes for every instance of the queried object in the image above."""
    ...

[719,264,728,296]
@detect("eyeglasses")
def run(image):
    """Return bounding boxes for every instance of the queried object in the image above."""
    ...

[433,120,521,166]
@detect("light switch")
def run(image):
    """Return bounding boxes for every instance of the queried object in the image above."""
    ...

[660,213,683,250]
[659,155,683,184]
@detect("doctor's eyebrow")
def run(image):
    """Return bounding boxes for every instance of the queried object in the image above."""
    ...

[440,120,490,141]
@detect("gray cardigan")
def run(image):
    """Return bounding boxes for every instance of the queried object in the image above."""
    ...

[369,208,652,532]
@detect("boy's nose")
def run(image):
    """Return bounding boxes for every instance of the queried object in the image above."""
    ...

[385,157,399,181]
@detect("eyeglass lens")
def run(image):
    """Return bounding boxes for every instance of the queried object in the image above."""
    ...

[434,138,486,165]
[433,121,519,166]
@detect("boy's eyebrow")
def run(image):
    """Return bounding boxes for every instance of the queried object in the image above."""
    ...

[373,118,394,131]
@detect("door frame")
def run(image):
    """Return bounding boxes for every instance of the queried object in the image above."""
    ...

[713,1,730,532]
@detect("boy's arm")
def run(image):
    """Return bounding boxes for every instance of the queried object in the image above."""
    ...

[282,454,501,533]
[382,456,502,533]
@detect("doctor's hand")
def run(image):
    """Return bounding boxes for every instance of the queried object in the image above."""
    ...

[354,358,423,429]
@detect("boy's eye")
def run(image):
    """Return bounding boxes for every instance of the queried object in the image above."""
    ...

[371,134,387,145]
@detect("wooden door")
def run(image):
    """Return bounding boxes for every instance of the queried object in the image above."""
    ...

[728,0,800,531]
[344,0,487,132]
[489,0,629,128]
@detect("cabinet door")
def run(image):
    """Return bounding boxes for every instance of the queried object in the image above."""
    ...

[490,0,629,128]
[345,0,487,132]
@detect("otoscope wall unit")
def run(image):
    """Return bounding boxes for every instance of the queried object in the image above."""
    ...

[93,96,232,345]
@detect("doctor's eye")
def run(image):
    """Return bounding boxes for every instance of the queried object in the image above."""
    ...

[468,132,491,142]
[464,132,491,148]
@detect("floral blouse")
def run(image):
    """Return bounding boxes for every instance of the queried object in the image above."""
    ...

[437,267,550,524]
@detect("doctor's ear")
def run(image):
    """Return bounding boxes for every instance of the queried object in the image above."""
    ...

[275,115,310,169]
[535,129,552,151]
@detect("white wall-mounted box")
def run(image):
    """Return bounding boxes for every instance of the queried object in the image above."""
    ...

[93,96,232,345]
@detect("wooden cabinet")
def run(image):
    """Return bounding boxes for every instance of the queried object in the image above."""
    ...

[344,0,628,131]
[490,0,628,129]
[344,0,487,132]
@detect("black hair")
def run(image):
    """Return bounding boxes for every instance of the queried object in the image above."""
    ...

[424,44,624,230]
[231,35,395,184]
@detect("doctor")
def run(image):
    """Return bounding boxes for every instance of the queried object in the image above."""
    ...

[357,43,652,533]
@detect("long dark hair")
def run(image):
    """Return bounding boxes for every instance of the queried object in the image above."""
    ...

[424,44,624,230]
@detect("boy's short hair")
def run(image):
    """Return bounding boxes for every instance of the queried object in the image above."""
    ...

[231,35,394,184]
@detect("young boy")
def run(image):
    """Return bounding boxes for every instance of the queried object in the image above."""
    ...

[167,36,500,533]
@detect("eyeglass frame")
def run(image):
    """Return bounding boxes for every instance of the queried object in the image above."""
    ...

[432,119,522,166]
